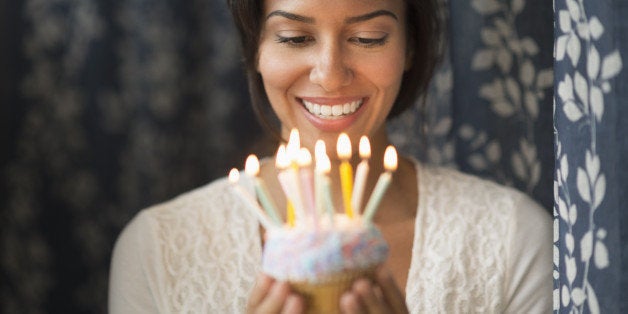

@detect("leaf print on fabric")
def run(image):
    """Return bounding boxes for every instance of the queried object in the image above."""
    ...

[468,0,551,194]
[554,0,623,312]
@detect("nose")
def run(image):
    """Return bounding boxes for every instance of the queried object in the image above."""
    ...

[309,42,353,91]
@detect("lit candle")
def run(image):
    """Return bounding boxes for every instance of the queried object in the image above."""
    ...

[228,168,276,230]
[351,136,370,215]
[244,154,282,225]
[314,140,327,216]
[297,147,317,226]
[286,128,301,162]
[336,133,354,218]
[362,146,398,223]
[315,142,335,225]
[275,145,296,227]
[285,129,307,223]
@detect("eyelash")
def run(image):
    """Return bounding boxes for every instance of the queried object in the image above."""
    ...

[275,35,389,48]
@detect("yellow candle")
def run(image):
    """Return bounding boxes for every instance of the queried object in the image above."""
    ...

[286,200,296,227]
[337,133,354,218]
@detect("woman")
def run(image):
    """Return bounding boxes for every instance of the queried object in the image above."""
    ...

[109,0,552,313]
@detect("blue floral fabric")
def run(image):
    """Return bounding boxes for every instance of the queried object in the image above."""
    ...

[554,0,627,312]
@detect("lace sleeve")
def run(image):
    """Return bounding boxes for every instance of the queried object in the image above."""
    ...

[108,210,163,313]
[502,194,553,313]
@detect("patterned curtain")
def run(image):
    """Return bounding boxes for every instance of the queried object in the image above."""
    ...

[2,0,624,313]
[1,0,263,312]
[390,0,555,210]
[554,0,627,313]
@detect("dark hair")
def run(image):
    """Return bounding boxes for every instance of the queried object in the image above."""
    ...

[227,0,443,137]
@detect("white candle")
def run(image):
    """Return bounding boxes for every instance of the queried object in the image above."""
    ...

[228,168,276,230]
[314,140,326,216]
[276,145,297,226]
[362,146,398,223]
[285,132,307,223]
[315,142,335,225]
[351,136,370,215]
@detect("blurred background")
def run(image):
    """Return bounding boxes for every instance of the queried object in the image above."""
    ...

[1,0,268,312]
[2,0,624,313]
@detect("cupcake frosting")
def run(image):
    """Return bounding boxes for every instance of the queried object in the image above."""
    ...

[262,215,389,282]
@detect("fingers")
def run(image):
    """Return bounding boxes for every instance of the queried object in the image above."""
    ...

[248,274,274,309]
[340,291,365,314]
[281,293,305,314]
[256,281,290,313]
[247,274,304,314]
[373,268,408,314]
[340,269,408,314]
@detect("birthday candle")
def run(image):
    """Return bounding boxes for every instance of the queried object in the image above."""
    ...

[286,201,296,227]
[315,144,335,225]
[228,168,276,230]
[362,146,398,223]
[314,140,327,216]
[286,128,301,162]
[351,136,370,215]
[244,154,282,225]
[297,147,317,227]
[285,129,307,223]
[336,133,354,218]
[275,145,296,227]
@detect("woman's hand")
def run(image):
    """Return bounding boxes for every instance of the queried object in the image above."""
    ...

[339,268,409,314]
[247,273,305,314]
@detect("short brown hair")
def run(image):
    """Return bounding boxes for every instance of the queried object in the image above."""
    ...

[226,0,443,137]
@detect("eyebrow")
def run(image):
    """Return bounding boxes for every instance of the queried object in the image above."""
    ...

[265,9,398,24]
[345,10,398,24]
[266,10,315,23]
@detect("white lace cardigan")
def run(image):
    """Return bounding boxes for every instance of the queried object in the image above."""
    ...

[109,163,552,313]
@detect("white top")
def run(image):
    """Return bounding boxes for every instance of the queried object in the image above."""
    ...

[108,163,552,313]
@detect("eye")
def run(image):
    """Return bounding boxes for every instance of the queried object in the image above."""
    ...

[275,35,314,47]
[349,35,389,48]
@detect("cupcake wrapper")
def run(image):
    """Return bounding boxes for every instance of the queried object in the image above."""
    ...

[290,268,376,314]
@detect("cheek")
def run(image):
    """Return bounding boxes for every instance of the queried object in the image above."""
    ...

[365,56,406,97]
[257,47,301,96]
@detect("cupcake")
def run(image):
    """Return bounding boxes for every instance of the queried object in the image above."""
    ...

[262,215,389,313]
[229,131,397,313]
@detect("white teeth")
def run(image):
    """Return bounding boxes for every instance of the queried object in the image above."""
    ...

[303,100,363,119]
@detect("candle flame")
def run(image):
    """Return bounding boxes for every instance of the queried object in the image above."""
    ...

[245,154,260,176]
[336,133,352,159]
[314,140,326,161]
[275,145,290,169]
[359,136,371,159]
[286,128,301,162]
[228,168,240,183]
[316,153,331,173]
[384,146,398,171]
[297,147,312,166]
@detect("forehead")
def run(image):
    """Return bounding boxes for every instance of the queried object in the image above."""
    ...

[262,0,406,21]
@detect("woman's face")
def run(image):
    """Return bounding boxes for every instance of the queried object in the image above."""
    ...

[257,0,408,153]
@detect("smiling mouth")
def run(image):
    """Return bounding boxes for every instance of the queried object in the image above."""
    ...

[301,99,363,119]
